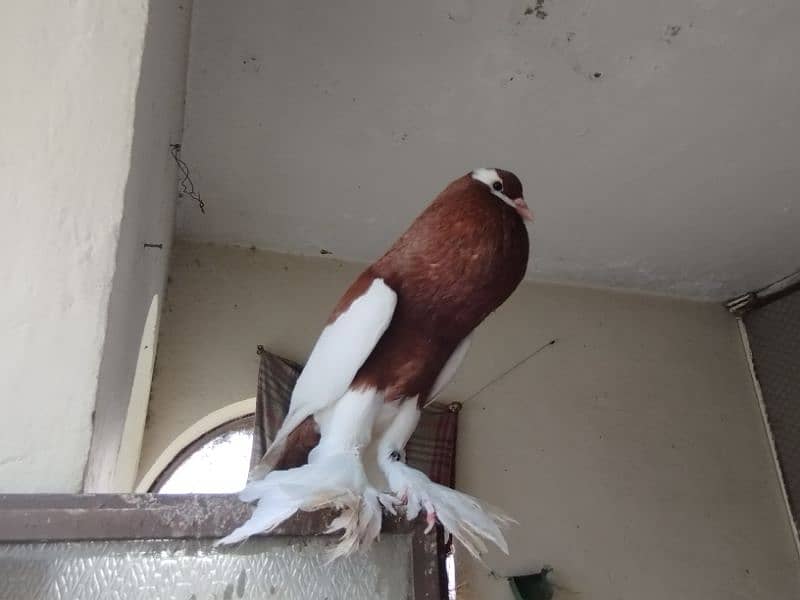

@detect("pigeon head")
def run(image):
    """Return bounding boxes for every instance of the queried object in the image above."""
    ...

[470,168,533,222]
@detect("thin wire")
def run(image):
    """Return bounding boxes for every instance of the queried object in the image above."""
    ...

[461,338,557,405]
[169,144,205,214]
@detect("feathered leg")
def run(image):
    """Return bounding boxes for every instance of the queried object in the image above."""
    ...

[376,398,514,559]
[216,388,386,553]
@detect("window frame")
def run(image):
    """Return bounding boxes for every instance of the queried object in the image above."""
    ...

[0,493,444,599]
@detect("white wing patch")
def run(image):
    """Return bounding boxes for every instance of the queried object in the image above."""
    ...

[268,278,397,454]
[425,334,472,406]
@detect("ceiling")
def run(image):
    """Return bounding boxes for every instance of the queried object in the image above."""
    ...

[177,0,800,300]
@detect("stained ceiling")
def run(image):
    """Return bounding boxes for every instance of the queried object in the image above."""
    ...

[177,0,800,300]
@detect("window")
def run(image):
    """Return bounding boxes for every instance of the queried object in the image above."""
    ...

[150,415,255,494]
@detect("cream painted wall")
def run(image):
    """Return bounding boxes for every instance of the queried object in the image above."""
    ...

[141,241,800,599]
[0,1,191,492]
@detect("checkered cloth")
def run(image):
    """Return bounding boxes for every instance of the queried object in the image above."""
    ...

[249,347,459,488]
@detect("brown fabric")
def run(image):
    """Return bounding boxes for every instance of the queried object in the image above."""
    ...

[250,348,459,488]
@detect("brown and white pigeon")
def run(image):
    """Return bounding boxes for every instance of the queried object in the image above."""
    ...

[217,168,532,558]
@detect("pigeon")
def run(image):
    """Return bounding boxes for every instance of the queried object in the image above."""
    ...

[217,168,532,558]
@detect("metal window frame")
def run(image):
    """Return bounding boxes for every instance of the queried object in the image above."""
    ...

[0,494,443,600]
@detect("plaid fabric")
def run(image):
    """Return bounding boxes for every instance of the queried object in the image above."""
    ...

[250,347,459,488]
[744,289,800,523]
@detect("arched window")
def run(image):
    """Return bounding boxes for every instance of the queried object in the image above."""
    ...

[149,415,255,494]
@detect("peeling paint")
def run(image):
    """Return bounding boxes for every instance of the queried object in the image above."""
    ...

[445,0,474,24]
[241,56,261,73]
[662,24,682,42]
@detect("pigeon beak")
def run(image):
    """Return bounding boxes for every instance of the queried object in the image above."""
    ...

[513,198,534,222]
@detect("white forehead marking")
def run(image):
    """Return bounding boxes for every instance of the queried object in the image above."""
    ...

[471,168,516,209]
[471,168,501,187]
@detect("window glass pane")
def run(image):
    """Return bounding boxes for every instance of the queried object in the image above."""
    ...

[0,536,412,599]
[155,418,254,494]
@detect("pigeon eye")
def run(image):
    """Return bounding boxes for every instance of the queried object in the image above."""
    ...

[492,181,503,192]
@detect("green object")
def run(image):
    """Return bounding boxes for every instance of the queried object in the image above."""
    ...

[509,567,555,600]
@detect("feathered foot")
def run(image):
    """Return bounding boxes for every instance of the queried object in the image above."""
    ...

[324,486,401,561]
[215,451,373,551]
[384,460,515,559]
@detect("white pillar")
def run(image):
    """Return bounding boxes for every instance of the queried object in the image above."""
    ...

[0,0,192,492]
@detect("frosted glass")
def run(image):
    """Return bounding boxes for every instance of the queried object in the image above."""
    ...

[157,427,253,494]
[0,535,412,600]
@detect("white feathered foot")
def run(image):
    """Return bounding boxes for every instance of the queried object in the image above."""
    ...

[215,453,399,558]
[323,486,401,560]
[377,397,515,559]
[383,457,514,558]
[214,451,369,548]
[216,388,398,556]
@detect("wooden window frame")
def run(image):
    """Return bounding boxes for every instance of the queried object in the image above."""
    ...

[0,494,444,599]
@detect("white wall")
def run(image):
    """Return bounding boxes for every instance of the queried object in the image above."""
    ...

[141,241,800,599]
[84,0,193,492]
[0,1,191,492]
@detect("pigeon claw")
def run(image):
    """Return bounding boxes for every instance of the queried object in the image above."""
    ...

[425,510,437,534]
[377,492,401,515]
